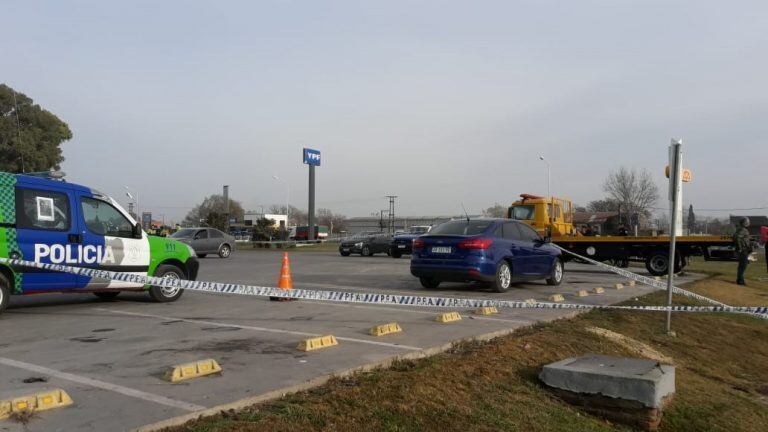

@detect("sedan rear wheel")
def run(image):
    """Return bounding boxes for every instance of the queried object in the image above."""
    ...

[492,261,512,293]
[361,246,372,257]
[420,278,440,289]
[218,244,232,258]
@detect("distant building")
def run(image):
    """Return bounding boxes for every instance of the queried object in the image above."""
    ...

[345,215,481,235]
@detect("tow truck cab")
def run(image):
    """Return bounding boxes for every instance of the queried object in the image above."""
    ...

[0,172,198,314]
[508,194,576,237]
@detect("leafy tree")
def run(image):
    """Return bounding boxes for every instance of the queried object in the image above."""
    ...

[602,167,659,217]
[482,203,506,218]
[587,199,619,213]
[0,84,72,172]
[183,194,245,231]
[251,218,278,241]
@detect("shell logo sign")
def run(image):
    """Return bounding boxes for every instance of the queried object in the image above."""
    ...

[665,165,692,183]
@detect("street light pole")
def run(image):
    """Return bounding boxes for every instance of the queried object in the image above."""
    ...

[539,156,552,226]
[272,175,290,227]
[124,186,139,222]
[538,156,551,198]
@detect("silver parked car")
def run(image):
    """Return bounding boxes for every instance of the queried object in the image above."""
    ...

[171,227,235,258]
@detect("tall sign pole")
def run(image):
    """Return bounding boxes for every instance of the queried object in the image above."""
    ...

[303,148,321,241]
[223,185,230,233]
[665,139,683,334]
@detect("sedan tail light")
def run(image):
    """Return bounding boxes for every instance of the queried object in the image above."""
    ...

[458,238,493,249]
[412,239,425,249]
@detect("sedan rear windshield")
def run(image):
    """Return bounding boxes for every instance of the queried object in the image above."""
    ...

[171,229,196,238]
[428,220,493,236]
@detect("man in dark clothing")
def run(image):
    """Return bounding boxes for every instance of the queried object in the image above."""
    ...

[733,217,753,285]
[617,224,629,236]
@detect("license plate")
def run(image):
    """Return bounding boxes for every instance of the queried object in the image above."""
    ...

[431,246,452,254]
[398,245,406,249]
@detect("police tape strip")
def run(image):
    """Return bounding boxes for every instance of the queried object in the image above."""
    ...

[553,246,768,319]
[1,257,767,319]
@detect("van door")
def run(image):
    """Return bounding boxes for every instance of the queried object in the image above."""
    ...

[75,193,150,289]
[14,185,78,291]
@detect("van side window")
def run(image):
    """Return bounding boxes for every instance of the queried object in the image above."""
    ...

[15,187,71,231]
[81,197,134,238]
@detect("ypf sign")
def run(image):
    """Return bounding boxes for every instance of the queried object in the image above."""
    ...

[303,148,321,166]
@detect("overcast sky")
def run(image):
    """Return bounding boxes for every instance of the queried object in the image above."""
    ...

[4,1,767,222]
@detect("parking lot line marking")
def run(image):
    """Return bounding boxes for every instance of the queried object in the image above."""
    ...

[301,300,536,324]
[0,357,205,412]
[95,309,422,351]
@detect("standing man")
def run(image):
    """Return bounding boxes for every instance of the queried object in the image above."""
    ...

[733,217,752,285]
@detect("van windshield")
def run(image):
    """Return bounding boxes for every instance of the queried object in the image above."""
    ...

[428,220,492,236]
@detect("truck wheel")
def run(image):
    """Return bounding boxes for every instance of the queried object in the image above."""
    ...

[93,292,120,300]
[546,259,564,286]
[645,252,682,276]
[0,274,9,314]
[149,264,185,303]
[420,278,440,289]
[492,261,512,293]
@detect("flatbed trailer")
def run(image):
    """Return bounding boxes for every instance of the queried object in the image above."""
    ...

[507,194,735,275]
[552,234,733,275]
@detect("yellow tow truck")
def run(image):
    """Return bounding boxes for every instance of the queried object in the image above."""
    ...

[507,194,734,275]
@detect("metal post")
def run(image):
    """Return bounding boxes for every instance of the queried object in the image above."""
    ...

[223,185,230,233]
[308,165,315,241]
[666,140,683,334]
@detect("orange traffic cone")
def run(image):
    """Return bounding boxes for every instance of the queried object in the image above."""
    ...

[270,252,296,301]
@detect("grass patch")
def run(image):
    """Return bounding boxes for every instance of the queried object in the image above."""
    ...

[167,260,768,432]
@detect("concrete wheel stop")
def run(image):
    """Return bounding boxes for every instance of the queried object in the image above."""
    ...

[539,354,675,431]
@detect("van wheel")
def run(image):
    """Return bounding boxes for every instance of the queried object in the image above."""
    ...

[218,244,232,258]
[546,259,564,286]
[0,274,10,314]
[420,278,440,289]
[492,261,512,293]
[149,265,185,303]
[93,292,120,300]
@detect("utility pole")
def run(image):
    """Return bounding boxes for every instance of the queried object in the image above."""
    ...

[386,195,397,234]
[223,185,230,233]
[666,139,683,335]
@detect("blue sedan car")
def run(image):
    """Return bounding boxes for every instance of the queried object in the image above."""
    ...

[410,219,563,292]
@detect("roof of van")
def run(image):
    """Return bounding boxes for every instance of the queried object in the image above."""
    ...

[11,172,94,194]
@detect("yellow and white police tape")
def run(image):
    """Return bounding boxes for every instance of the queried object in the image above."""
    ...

[0,256,766,319]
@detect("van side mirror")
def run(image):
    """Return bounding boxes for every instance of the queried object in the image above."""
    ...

[133,223,143,239]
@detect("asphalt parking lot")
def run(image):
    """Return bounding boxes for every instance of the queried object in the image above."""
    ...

[1,250,703,432]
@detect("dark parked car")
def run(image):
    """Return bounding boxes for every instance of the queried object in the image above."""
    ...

[339,233,393,256]
[171,227,235,258]
[390,226,431,258]
[410,219,563,292]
